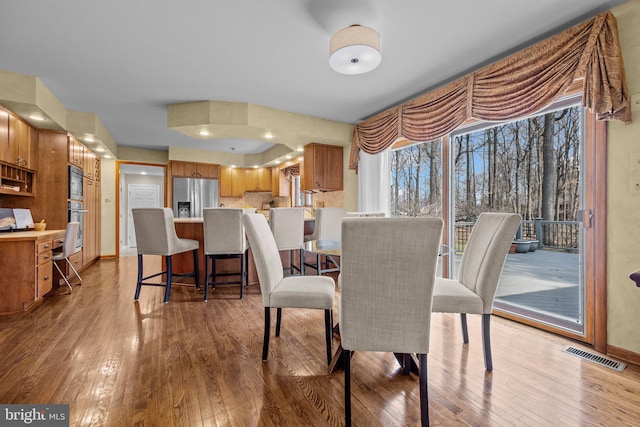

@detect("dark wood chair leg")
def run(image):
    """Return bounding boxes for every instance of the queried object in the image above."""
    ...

[419,353,429,426]
[239,251,244,299]
[325,310,332,365]
[262,307,271,361]
[275,308,282,337]
[204,255,210,301]
[344,347,352,427]
[193,248,200,290]
[164,256,172,304]
[245,250,250,287]
[134,254,143,300]
[482,313,493,371]
[460,313,469,344]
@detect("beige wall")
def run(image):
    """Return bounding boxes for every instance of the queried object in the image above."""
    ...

[608,0,640,355]
[100,158,117,256]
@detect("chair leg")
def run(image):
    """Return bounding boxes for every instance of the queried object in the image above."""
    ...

[65,257,82,284]
[239,251,245,299]
[245,250,250,287]
[344,347,352,427]
[262,307,271,361]
[482,313,493,371]
[204,255,210,302]
[460,313,469,344]
[164,256,172,304]
[275,308,282,337]
[419,353,430,426]
[193,249,200,290]
[134,254,143,300]
[53,260,72,294]
[325,309,332,366]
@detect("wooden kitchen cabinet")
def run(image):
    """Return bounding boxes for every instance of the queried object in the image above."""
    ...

[271,166,290,197]
[302,143,343,191]
[68,135,85,168]
[170,161,219,179]
[245,167,271,192]
[83,176,101,266]
[220,166,246,198]
[1,113,36,169]
[83,149,99,180]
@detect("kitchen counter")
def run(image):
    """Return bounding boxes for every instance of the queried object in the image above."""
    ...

[0,229,65,241]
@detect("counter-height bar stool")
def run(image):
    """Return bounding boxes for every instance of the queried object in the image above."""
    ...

[132,208,200,304]
[269,207,304,276]
[303,207,346,275]
[52,221,82,294]
[203,208,248,301]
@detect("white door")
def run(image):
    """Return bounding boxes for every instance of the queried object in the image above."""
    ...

[127,184,160,247]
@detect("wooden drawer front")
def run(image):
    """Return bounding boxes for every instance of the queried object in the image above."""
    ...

[68,251,83,272]
[38,261,53,297]
[37,251,52,266]
[53,238,64,250]
[38,240,53,254]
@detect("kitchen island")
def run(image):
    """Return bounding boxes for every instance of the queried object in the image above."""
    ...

[0,229,65,315]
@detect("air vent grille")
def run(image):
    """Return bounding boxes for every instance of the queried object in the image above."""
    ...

[564,346,626,371]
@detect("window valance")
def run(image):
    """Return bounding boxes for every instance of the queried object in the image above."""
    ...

[349,11,631,170]
[282,163,300,181]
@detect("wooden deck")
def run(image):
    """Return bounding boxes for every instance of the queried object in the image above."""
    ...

[0,255,638,426]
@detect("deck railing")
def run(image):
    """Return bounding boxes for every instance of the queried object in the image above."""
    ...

[454,218,581,253]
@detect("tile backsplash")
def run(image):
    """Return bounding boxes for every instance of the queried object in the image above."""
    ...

[219,192,290,209]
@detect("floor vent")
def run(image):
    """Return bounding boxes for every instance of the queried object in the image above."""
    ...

[564,346,626,371]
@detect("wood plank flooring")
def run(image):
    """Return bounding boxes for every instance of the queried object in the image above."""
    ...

[1,256,639,426]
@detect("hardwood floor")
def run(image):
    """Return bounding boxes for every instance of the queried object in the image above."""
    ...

[1,256,639,426]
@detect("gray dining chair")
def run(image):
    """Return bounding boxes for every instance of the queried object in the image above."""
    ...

[432,212,521,371]
[340,217,443,427]
[52,221,82,293]
[269,207,304,275]
[303,207,346,274]
[132,208,200,304]
[242,213,336,365]
[203,208,248,300]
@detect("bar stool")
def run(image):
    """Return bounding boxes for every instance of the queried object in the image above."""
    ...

[132,208,200,304]
[269,207,304,275]
[203,208,248,301]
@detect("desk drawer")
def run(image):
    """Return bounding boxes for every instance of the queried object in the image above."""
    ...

[38,240,53,254]
[38,261,53,297]
[37,251,52,266]
[68,250,83,273]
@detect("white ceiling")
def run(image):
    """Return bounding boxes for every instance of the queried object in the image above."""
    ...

[0,0,626,155]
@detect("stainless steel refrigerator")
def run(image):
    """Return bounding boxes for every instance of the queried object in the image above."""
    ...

[172,177,218,218]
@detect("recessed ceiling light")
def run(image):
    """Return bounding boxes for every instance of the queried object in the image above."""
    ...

[275,160,281,164]
[140,171,147,175]
[231,165,236,168]
[198,129,210,136]
[104,155,112,159]
[95,147,105,153]
[29,114,45,121]
[297,147,303,152]
[253,165,259,168]
[85,135,95,143]
[286,155,292,159]
[264,132,273,139]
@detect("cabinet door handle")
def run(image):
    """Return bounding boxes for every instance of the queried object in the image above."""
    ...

[44,255,49,259]
[44,276,49,280]
[44,244,50,249]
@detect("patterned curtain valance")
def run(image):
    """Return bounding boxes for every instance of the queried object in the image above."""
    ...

[349,11,631,170]
[282,163,300,181]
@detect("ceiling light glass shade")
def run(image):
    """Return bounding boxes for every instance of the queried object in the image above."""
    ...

[329,25,381,75]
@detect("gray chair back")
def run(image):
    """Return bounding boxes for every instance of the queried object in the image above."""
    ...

[458,212,521,312]
[269,208,304,251]
[242,213,284,307]
[61,222,80,257]
[203,208,247,255]
[311,207,347,241]
[132,208,183,256]
[340,217,443,354]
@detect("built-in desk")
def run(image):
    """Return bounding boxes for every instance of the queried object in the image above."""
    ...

[0,229,65,315]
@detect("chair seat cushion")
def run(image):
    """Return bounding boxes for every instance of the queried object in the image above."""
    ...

[432,277,483,314]
[270,275,335,310]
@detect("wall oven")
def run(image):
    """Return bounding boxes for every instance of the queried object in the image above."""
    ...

[68,201,87,250]
[69,165,83,201]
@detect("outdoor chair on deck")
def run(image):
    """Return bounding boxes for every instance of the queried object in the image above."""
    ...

[432,212,521,371]
[132,208,200,304]
[340,217,443,426]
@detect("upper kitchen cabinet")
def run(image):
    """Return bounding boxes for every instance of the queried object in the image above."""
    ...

[68,135,85,168]
[219,166,245,198]
[0,112,36,170]
[170,161,219,179]
[83,149,98,180]
[245,167,271,192]
[302,143,343,192]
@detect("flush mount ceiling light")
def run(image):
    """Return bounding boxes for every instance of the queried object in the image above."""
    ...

[329,25,381,75]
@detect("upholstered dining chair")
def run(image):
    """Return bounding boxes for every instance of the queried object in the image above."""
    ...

[340,217,443,427]
[132,208,200,304]
[242,213,336,365]
[432,212,521,371]
[303,207,346,274]
[52,221,82,293]
[203,208,248,301]
[269,207,304,275]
